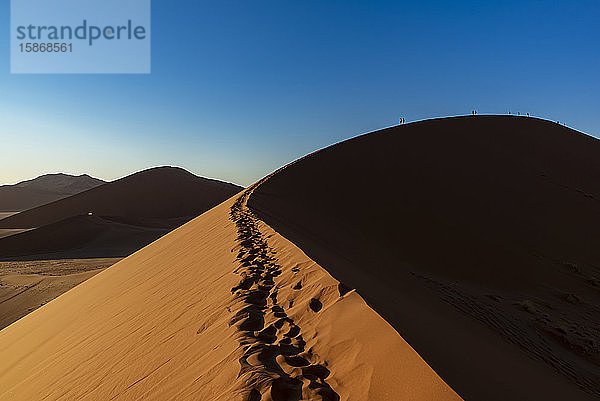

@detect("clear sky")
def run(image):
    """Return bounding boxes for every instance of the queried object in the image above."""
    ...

[1,0,598,186]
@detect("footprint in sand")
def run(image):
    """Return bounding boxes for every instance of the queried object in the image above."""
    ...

[229,191,340,401]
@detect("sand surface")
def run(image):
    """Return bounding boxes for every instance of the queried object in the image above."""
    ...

[249,116,600,400]
[0,215,174,260]
[0,212,30,240]
[0,258,120,329]
[0,191,459,400]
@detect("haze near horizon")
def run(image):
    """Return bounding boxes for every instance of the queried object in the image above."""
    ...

[0,0,599,186]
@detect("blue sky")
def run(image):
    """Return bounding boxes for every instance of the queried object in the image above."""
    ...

[1,0,599,186]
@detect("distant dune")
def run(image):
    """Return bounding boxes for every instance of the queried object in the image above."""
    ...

[0,173,105,212]
[0,229,30,240]
[249,116,600,400]
[0,166,243,229]
[0,213,28,240]
[0,215,171,260]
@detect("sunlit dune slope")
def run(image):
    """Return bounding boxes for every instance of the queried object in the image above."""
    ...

[249,116,600,400]
[0,166,242,229]
[0,190,460,400]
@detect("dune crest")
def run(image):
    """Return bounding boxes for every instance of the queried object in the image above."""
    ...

[249,116,600,400]
[0,187,460,400]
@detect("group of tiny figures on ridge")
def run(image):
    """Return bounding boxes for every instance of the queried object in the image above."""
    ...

[398,110,568,127]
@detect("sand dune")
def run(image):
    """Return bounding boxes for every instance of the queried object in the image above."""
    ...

[0,229,30,240]
[0,174,104,212]
[0,215,171,260]
[0,213,29,239]
[2,116,597,400]
[0,190,459,400]
[249,116,600,400]
[0,166,242,229]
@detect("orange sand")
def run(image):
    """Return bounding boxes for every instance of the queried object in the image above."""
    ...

[0,191,459,400]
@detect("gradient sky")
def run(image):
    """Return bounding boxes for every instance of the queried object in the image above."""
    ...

[1,0,599,186]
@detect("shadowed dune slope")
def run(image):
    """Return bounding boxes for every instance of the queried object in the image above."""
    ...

[0,193,460,400]
[0,173,105,212]
[0,166,242,229]
[249,116,600,400]
[0,215,171,260]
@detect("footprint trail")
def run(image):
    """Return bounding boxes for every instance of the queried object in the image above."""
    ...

[229,190,340,401]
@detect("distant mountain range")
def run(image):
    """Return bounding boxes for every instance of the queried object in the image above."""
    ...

[0,173,105,212]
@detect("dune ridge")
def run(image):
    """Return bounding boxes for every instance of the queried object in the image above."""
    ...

[229,189,340,400]
[0,185,460,400]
